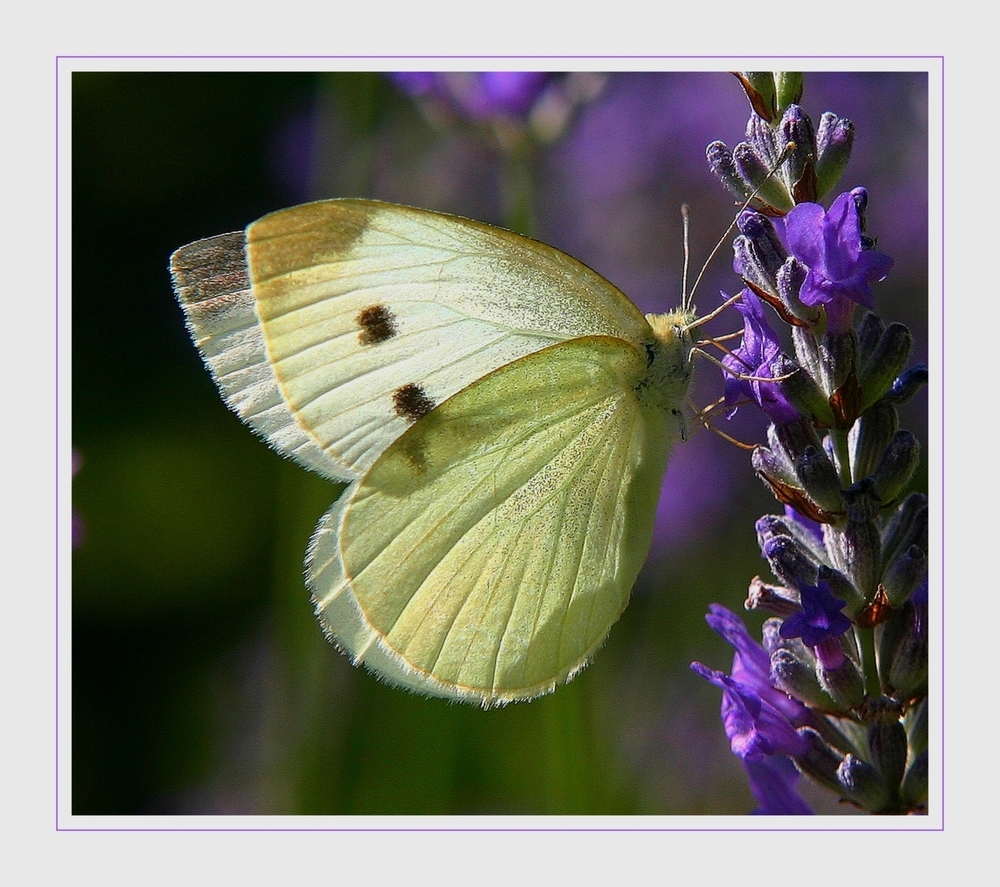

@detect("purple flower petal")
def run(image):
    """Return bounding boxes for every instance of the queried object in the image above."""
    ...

[745,756,813,815]
[783,190,893,328]
[779,579,852,647]
[722,290,800,425]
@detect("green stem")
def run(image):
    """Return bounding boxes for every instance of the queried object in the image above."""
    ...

[855,624,882,701]
[829,427,853,486]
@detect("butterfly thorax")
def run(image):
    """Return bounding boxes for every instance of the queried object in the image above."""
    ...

[640,308,696,416]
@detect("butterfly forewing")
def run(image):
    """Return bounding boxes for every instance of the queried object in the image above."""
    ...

[307,336,677,705]
[244,200,655,476]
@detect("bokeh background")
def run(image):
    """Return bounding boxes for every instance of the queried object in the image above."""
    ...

[70,69,928,816]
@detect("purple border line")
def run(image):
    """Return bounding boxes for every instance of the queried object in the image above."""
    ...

[56,57,945,831]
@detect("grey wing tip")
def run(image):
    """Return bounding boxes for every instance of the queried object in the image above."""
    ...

[170,231,248,305]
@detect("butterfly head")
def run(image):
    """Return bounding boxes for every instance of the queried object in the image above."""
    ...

[641,307,698,413]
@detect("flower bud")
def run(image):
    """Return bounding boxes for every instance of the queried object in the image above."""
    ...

[837,754,891,811]
[841,477,882,523]
[761,534,818,589]
[795,728,846,795]
[772,648,844,712]
[857,311,885,363]
[817,642,865,709]
[818,330,860,425]
[868,720,908,793]
[772,418,825,465]
[763,621,840,710]
[752,445,799,489]
[778,105,817,204]
[881,543,927,608]
[776,258,820,325]
[901,750,928,810]
[872,430,920,505]
[791,324,823,382]
[780,357,836,427]
[826,518,881,601]
[906,697,928,758]
[882,495,928,571]
[794,445,844,514]
[885,364,928,405]
[815,112,855,199]
[733,210,787,296]
[706,140,746,198]
[746,575,801,617]
[886,600,928,697]
[735,140,792,212]
[848,401,899,481]
[858,322,912,412]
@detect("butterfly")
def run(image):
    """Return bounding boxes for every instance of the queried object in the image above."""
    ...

[170,199,697,706]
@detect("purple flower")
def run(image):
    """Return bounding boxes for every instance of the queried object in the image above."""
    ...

[783,188,894,333]
[779,578,851,647]
[723,290,800,425]
[390,72,550,121]
[745,756,814,815]
[692,606,813,813]
[692,606,811,759]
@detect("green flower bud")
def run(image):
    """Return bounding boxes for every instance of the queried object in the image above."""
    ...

[881,544,926,608]
[795,728,847,796]
[817,644,866,709]
[848,401,899,482]
[868,721,908,793]
[826,518,881,601]
[838,755,892,812]
[858,322,912,412]
[880,493,928,569]
[872,431,920,505]
[781,358,837,427]
[734,72,779,121]
[886,601,928,697]
[815,112,855,199]
[774,73,804,114]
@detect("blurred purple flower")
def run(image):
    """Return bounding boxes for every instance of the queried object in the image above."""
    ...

[783,188,893,334]
[391,72,550,121]
[723,289,800,425]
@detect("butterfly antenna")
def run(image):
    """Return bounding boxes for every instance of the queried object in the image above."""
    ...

[681,204,692,312]
[683,141,796,330]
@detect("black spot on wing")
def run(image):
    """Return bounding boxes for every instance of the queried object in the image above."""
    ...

[357,304,398,345]
[393,383,435,422]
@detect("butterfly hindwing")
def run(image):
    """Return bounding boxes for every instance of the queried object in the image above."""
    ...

[306,336,677,705]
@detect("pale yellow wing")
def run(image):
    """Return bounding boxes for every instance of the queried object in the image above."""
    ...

[171,200,653,483]
[306,336,681,705]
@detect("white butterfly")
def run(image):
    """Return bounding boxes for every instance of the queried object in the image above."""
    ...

[171,199,696,706]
